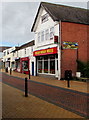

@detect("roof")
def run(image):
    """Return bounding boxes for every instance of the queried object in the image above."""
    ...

[0,46,11,52]
[31,2,89,31]
[13,40,35,52]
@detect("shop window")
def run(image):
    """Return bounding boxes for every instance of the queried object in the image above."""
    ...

[41,31,44,41]
[41,13,48,23]
[38,61,42,73]
[50,60,55,74]
[38,32,40,42]
[45,29,49,40]
[22,61,28,72]
[50,27,54,40]
[44,61,48,73]
[38,56,43,60]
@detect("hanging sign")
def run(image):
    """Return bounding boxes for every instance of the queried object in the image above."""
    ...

[63,42,78,49]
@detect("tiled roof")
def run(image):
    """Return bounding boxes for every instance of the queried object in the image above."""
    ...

[31,2,89,31]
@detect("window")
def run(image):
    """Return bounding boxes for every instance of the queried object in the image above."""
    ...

[31,47,33,53]
[41,31,44,41]
[25,49,26,54]
[4,52,6,56]
[7,51,9,55]
[41,13,48,23]
[13,52,14,56]
[38,32,40,42]
[45,29,49,40]
[50,27,54,39]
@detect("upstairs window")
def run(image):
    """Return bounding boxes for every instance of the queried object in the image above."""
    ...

[41,31,44,41]
[38,32,40,42]
[45,29,49,40]
[7,51,9,55]
[25,49,26,54]
[50,27,54,40]
[41,13,48,23]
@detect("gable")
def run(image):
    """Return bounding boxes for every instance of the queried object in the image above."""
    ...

[32,7,55,32]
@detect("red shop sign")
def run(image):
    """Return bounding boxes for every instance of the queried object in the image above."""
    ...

[20,57,29,61]
[33,47,57,56]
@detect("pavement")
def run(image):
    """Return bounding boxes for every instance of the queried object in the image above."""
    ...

[1,69,88,119]
[2,82,83,119]
[1,69,88,93]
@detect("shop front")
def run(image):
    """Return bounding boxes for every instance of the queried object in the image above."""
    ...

[33,47,58,77]
[20,57,29,74]
[15,57,20,72]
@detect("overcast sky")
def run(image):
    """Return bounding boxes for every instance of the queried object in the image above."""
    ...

[0,0,88,47]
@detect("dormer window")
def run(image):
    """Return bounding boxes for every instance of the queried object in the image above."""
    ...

[41,13,48,23]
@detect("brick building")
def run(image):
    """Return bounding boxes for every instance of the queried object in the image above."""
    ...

[31,2,89,79]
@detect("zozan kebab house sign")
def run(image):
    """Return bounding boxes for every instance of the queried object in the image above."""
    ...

[33,47,57,56]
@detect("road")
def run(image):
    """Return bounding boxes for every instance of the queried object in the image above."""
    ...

[2,72,89,118]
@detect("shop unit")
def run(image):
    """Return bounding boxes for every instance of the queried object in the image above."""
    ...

[3,47,19,70]
[13,40,35,75]
[31,2,89,79]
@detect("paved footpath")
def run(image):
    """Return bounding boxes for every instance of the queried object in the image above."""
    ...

[2,82,84,119]
[1,72,89,119]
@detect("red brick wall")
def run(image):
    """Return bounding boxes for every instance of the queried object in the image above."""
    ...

[61,22,88,78]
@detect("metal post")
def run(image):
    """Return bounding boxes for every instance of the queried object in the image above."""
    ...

[29,70,30,79]
[67,79,70,88]
[10,68,12,75]
[25,77,28,97]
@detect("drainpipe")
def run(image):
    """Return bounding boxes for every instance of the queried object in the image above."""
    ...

[58,20,62,80]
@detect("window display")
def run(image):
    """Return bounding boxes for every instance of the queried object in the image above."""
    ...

[37,54,57,75]
[22,61,28,72]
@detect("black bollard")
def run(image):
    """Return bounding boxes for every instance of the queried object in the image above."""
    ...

[25,77,28,97]
[29,70,30,79]
[67,79,70,88]
[10,68,12,75]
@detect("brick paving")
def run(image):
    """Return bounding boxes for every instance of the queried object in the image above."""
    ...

[1,69,88,93]
[2,83,84,119]
[2,72,89,118]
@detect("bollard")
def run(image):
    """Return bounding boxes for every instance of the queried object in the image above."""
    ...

[67,79,70,88]
[65,70,72,88]
[10,68,12,75]
[29,70,30,79]
[25,77,28,97]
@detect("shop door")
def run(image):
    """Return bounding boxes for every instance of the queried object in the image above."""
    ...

[32,62,34,76]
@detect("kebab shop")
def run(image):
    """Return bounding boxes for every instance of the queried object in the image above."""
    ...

[33,47,58,77]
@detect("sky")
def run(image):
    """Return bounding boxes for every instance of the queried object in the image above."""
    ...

[0,0,89,47]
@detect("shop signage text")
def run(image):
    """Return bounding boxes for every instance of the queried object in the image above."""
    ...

[33,47,57,56]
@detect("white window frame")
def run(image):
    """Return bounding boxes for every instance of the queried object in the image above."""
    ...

[38,32,40,42]
[41,31,44,42]
[50,27,54,40]
[45,29,49,41]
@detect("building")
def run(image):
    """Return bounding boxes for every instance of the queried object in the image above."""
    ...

[3,40,35,75]
[13,40,35,75]
[31,2,89,79]
[0,46,11,68]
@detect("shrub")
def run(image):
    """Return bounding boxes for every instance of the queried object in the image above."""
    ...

[76,60,89,78]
